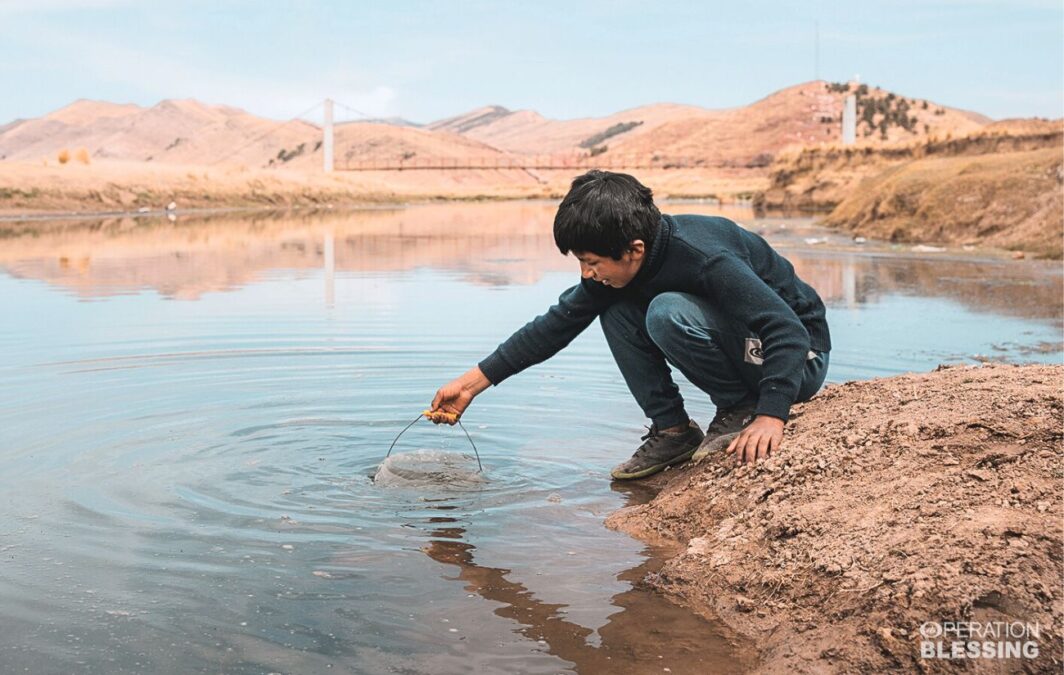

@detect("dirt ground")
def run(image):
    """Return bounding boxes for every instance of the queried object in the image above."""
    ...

[607,363,1063,673]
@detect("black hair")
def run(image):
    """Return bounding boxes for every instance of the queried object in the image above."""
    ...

[553,170,660,259]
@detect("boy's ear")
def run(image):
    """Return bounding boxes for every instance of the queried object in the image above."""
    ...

[627,240,646,259]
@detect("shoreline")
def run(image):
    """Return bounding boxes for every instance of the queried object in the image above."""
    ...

[0,199,1044,265]
[3,147,1059,257]
[605,363,1063,673]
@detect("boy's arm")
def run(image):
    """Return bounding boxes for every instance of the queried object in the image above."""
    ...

[477,279,614,385]
[699,252,812,422]
[429,280,614,423]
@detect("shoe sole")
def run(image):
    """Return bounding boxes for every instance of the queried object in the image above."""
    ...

[610,447,698,481]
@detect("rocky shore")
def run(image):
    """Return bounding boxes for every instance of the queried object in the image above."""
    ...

[607,363,1062,673]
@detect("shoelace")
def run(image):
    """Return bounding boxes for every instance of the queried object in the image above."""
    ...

[635,424,669,456]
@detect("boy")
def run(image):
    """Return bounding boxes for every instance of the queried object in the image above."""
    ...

[429,171,831,480]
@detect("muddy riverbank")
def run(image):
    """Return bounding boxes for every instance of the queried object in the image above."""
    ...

[607,363,1063,673]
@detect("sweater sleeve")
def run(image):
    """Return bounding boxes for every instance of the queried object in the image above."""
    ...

[700,252,812,421]
[478,279,614,385]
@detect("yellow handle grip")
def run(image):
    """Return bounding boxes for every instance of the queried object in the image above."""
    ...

[422,409,459,423]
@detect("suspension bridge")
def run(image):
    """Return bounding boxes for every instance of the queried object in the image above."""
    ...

[335,154,718,172]
[223,98,718,173]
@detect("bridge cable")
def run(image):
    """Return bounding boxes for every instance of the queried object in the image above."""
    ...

[210,100,325,166]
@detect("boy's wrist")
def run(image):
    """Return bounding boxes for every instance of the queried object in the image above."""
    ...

[755,414,786,428]
[462,366,491,395]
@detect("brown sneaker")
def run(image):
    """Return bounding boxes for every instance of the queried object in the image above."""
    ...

[692,400,757,462]
[610,420,704,480]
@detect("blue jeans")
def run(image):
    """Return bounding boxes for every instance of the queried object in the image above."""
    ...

[600,292,829,428]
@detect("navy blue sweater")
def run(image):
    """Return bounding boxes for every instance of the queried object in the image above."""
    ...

[478,214,832,421]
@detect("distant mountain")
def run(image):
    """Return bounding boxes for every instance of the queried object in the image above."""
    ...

[429,105,523,135]
[0,98,316,165]
[0,82,995,169]
[277,122,505,170]
[0,118,25,137]
[428,82,992,166]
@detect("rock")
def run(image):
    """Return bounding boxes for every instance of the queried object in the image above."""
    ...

[735,595,755,612]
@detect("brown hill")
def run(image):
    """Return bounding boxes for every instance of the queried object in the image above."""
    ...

[823,145,1064,258]
[0,98,510,170]
[277,122,505,170]
[758,120,1063,213]
[0,98,317,166]
[0,80,991,173]
[609,82,988,166]
[429,102,712,155]
[430,82,990,166]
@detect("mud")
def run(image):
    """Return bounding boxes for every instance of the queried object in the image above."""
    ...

[607,363,1063,673]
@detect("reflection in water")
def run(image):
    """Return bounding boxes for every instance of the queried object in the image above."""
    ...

[1,202,1060,325]
[418,502,752,673]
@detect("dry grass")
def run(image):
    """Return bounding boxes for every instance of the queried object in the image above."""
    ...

[823,147,1063,258]
[0,159,767,215]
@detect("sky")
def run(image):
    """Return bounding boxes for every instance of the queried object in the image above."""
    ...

[0,0,1061,125]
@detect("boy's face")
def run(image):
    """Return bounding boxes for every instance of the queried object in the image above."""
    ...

[574,240,645,288]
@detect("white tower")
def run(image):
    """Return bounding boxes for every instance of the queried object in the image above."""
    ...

[323,98,334,172]
[842,94,856,145]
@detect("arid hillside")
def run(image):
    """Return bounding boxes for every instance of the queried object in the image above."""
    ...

[0,99,496,170]
[1,81,990,173]
[428,102,713,155]
[824,145,1063,258]
[431,82,989,167]
[758,119,1064,257]
[759,118,1062,211]
[0,99,317,166]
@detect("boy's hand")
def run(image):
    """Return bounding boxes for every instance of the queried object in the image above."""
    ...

[726,415,784,465]
[429,366,491,425]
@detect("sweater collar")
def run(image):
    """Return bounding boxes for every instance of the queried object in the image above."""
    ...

[630,213,672,288]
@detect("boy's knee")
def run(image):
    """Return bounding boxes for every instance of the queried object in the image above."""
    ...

[645,292,695,349]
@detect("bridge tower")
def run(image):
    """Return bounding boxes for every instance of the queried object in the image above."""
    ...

[323,98,334,172]
[842,94,857,145]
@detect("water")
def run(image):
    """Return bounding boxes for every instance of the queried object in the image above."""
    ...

[0,202,1059,674]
